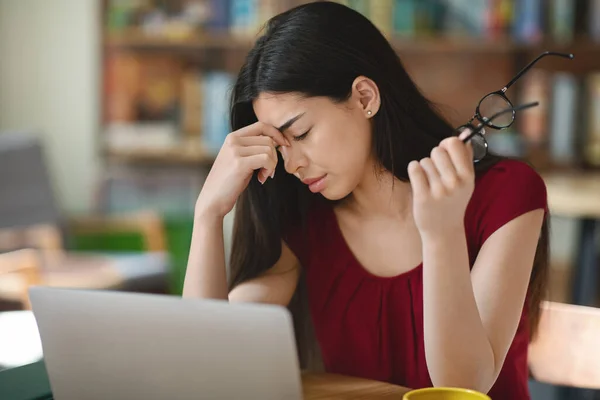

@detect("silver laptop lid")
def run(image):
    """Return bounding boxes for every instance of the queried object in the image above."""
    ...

[29,287,302,400]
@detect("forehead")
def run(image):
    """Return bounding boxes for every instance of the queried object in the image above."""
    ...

[252,92,310,127]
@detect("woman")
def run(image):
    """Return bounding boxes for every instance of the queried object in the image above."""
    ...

[183,2,548,398]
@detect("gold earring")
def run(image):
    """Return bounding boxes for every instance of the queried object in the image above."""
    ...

[367,110,372,116]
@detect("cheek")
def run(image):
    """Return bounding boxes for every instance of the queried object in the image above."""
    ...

[338,120,372,166]
[315,124,371,174]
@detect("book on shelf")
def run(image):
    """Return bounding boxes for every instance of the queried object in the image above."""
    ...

[181,71,203,138]
[441,0,491,38]
[103,52,183,124]
[549,72,579,165]
[206,0,231,33]
[584,73,600,166]
[105,0,298,40]
[337,0,599,43]
[103,43,237,155]
[548,0,575,44]
[518,68,550,146]
[104,0,600,45]
[103,52,139,122]
[515,69,600,168]
[230,0,259,37]
[369,0,394,37]
[592,0,600,42]
[393,0,416,37]
[345,0,370,18]
[98,165,209,216]
[202,71,235,153]
[512,0,543,43]
[137,56,182,122]
[103,51,186,150]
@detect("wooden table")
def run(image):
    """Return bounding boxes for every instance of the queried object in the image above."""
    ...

[0,359,410,400]
[302,372,410,399]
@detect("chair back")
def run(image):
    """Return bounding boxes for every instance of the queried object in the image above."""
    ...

[0,132,61,229]
[529,301,600,390]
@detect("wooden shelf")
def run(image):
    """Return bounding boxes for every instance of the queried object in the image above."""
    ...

[535,38,600,54]
[105,144,217,165]
[394,37,600,56]
[105,30,600,56]
[105,31,254,51]
[391,36,522,53]
[108,33,520,53]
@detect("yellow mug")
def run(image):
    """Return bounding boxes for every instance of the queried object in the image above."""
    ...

[403,387,491,400]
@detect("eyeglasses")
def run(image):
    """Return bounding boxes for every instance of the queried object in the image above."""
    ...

[461,101,539,146]
[457,51,574,162]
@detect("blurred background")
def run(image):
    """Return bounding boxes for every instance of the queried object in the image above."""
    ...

[0,0,599,398]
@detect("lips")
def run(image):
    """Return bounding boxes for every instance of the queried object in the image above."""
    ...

[302,174,328,193]
[301,175,327,186]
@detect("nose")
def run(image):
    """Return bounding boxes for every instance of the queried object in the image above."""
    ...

[280,145,307,175]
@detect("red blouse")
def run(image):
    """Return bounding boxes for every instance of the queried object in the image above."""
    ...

[284,159,548,399]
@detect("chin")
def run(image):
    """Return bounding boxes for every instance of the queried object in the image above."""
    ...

[319,185,353,201]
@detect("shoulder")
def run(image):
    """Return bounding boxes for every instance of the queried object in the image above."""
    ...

[474,159,546,197]
[467,159,547,247]
[471,159,547,211]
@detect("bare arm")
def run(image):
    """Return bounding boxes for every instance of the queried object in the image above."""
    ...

[183,213,300,306]
[183,214,229,300]
[408,134,545,392]
[229,240,300,305]
[183,119,292,301]
[422,209,544,392]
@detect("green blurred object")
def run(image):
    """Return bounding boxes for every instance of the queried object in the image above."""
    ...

[70,232,144,252]
[347,0,369,17]
[162,216,194,295]
[0,361,52,400]
[393,0,416,37]
[68,216,194,295]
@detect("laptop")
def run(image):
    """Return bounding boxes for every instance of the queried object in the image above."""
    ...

[28,287,303,400]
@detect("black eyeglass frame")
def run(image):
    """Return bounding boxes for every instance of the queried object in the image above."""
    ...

[461,101,540,144]
[457,51,574,161]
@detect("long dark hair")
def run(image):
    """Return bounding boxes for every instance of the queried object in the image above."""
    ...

[227,1,549,367]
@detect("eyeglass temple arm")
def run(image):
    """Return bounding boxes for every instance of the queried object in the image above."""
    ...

[461,101,539,143]
[501,52,574,93]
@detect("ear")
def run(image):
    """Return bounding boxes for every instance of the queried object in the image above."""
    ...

[351,76,381,118]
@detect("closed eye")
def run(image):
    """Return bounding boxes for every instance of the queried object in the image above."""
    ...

[293,128,311,142]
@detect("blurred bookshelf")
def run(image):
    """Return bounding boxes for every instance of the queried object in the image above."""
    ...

[99,0,600,217]
[106,30,255,51]
[105,141,216,165]
[106,32,600,56]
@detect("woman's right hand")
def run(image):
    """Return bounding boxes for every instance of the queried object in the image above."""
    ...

[195,121,290,219]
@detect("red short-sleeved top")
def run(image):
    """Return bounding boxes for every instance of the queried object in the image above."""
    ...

[284,159,548,399]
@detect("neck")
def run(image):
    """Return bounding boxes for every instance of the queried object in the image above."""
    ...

[342,161,413,220]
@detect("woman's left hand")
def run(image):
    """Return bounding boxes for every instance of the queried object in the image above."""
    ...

[408,131,475,238]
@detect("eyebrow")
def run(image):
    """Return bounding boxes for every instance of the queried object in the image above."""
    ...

[276,113,305,132]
